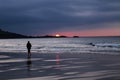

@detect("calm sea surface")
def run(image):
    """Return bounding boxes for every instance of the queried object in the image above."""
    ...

[0,37,120,54]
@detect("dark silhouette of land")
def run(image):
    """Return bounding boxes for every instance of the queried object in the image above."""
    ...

[1,28,119,39]
[73,36,79,38]
[0,29,68,39]
[0,29,27,38]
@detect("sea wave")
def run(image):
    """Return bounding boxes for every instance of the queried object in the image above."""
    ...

[96,43,120,48]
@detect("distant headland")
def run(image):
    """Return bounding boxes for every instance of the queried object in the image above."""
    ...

[0,29,119,39]
[0,29,69,39]
[0,29,27,38]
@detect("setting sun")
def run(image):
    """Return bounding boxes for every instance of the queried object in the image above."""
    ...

[55,34,60,37]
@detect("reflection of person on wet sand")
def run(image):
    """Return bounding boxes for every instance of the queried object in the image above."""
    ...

[27,57,32,71]
[26,41,32,57]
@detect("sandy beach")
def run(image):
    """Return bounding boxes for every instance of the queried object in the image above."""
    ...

[0,52,120,80]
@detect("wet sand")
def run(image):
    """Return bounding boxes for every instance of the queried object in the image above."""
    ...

[0,52,120,80]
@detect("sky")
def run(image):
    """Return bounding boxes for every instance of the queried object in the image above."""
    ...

[0,0,120,36]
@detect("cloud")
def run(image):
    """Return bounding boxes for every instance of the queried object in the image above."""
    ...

[0,0,120,35]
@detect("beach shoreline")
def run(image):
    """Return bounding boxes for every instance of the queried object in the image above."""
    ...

[0,52,120,80]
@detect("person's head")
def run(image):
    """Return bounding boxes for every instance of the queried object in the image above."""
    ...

[28,41,30,43]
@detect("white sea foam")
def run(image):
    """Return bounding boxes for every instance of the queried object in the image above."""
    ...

[95,43,120,48]
[0,38,120,54]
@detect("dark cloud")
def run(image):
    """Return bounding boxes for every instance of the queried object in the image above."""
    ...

[0,0,120,35]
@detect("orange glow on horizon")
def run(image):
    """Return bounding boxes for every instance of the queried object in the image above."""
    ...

[55,34,60,37]
[52,27,120,37]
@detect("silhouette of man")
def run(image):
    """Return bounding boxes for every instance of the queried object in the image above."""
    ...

[26,41,32,57]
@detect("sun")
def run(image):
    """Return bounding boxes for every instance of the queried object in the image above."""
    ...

[55,34,60,37]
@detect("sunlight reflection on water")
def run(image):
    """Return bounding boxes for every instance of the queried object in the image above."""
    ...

[0,38,120,54]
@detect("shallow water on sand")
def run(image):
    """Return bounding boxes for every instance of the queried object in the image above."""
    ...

[0,52,120,80]
[0,37,120,80]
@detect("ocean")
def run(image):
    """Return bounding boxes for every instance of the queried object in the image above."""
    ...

[0,37,120,54]
[0,37,120,80]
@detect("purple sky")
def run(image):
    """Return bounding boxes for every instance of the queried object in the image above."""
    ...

[0,0,120,36]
